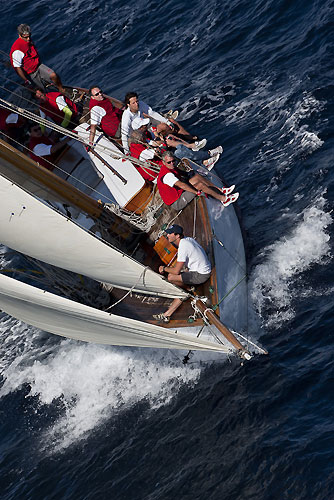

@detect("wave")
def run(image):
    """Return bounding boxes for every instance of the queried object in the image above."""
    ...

[249,195,332,328]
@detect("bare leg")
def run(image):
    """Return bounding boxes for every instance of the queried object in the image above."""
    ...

[50,71,64,93]
[162,298,183,318]
[169,118,193,138]
[162,273,187,318]
[189,174,227,202]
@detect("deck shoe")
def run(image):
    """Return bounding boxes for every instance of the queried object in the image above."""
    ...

[208,146,223,156]
[153,313,170,324]
[222,192,239,207]
[165,110,179,120]
[221,184,235,195]
[192,138,207,151]
[203,153,220,171]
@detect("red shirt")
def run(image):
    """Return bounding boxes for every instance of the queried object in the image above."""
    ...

[0,109,18,131]
[157,164,184,205]
[89,98,122,137]
[10,38,40,74]
[40,92,78,124]
[29,135,55,171]
[130,143,159,181]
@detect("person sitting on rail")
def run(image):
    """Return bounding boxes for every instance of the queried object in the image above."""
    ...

[10,24,63,92]
[131,116,200,152]
[0,108,26,143]
[28,124,71,171]
[157,151,239,210]
[35,90,78,129]
[121,92,203,155]
[156,121,207,151]
[158,122,224,165]
[130,118,222,175]
[153,224,211,323]
[157,151,238,209]
[88,86,123,148]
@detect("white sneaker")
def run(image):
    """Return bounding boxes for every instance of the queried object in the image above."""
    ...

[203,153,220,171]
[222,192,239,207]
[165,110,179,120]
[192,138,207,151]
[221,184,235,195]
[208,146,223,156]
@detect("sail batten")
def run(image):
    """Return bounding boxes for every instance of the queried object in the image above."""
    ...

[0,175,187,299]
[0,274,231,353]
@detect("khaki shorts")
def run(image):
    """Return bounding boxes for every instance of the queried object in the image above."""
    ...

[171,191,196,211]
[29,63,55,90]
[181,271,211,285]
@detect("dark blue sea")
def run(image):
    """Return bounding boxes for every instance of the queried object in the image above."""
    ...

[0,0,333,498]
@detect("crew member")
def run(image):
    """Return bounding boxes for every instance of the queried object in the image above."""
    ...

[35,90,78,129]
[10,24,63,91]
[28,124,71,171]
[153,224,211,323]
[121,92,178,155]
[88,86,123,147]
[129,126,161,181]
[0,108,26,141]
[157,151,238,210]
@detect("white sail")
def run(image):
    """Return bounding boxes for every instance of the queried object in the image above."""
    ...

[0,274,231,353]
[0,175,187,299]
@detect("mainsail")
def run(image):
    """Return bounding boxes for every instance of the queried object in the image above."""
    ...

[0,175,187,299]
[0,274,231,353]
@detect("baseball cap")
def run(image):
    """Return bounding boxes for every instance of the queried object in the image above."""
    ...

[132,117,150,130]
[165,224,183,235]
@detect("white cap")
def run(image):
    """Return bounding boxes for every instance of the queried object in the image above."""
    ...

[132,117,150,130]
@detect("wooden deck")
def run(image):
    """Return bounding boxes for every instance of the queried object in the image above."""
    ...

[108,195,220,328]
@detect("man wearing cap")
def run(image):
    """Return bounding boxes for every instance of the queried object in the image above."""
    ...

[10,24,63,92]
[157,151,239,210]
[88,86,123,147]
[153,224,211,323]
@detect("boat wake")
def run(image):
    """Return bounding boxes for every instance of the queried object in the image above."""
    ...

[0,322,202,453]
[249,194,332,328]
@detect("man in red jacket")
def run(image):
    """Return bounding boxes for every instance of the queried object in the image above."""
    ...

[88,86,123,147]
[35,90,78,129]
[10,24,63,92]
[28,124,71,171]
[157,151,239,210]
[0,108,26,142]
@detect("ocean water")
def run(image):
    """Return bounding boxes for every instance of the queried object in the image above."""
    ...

[0,0,333,499]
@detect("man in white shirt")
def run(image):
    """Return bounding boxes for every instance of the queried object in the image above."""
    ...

[121,92,173,155]
[153,224,212,323]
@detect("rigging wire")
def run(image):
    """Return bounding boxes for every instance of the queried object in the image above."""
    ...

[0,54,256,354]
[212,274,247,311]
[0,95,162,173]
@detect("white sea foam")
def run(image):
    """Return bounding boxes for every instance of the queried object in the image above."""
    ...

[249,195,332,328]
[0,321,201,452]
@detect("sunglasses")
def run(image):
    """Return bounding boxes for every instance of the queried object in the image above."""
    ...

[21,34,31,39]
[93,90,102,96]
[165,159,176,164]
